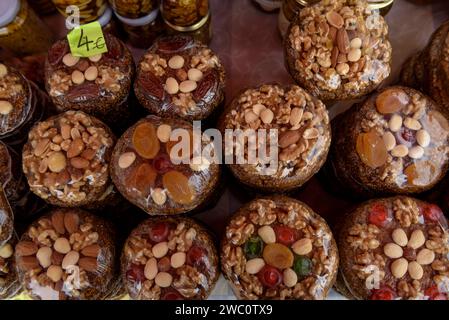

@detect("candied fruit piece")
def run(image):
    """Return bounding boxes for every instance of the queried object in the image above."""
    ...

[375,88,409,114]
[273,225,297,246]
[369,285,396,300]
[153,154,174,174]
[425,285,447,300]
[356,130,388,168]
[149,222,170,243]
[126,263,145,283]
[162,170,195,205]
[132,123,160,159]
[421,204,443,223]
[257,265,282,288]
[293,256,312,277]
[404,161,436,187]
[244,236,264,259]
[368,203,389,227]
[127,163,156,195]
[262,243,294,269]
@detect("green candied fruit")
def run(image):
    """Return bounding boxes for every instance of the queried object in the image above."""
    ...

[244,236,264,259]
[293,256,312,278]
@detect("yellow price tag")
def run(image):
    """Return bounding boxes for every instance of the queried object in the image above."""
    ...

[67,21,108,57]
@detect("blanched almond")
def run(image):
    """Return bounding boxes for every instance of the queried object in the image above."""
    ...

[118,152,136,169]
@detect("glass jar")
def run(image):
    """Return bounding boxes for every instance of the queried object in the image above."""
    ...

[367,0,395,15]
[109,0,159,18]
[278,0,319,38]
[161,0,211,44]
[0,0,54,56]
[114,9,164,48]
[51,0,108,24]
[27,0,56,15]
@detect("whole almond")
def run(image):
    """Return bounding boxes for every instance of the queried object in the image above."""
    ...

[279,130,301,148]
[62,251,80,269]
[70,157,89,169]
[329,27,338,42]
[51,212,66,235]
[79,257,98,272]
[326,11,344,29]
[16,241,38,256]
[81,244,100,258]
[34,139,50,157]
[331,46,339,68]
[61,124,71,140]
[51,251,64,265]
[17,256,40,271]
[81,148,96,160]
[67,138,85,158]
[64,213,79,234]
[337,28,350,54]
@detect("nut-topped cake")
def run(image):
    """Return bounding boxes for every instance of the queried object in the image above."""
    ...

[0,63,49,146]
[0,236,20,299]
[284,0,392,101]
[45,34,135,127]
[338,197,449,300]
[328,86,449,197]
[121,217,219,300]
[134,35,226,121]
[110,115,221,216]
[0,187,14,248]
[15,208,116,300]
[22,111,116,208]
[221,196,338,300]
[219,84,330,192]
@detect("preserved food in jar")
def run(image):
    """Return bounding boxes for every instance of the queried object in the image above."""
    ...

[0,0,54,56]
[51,0,108,24]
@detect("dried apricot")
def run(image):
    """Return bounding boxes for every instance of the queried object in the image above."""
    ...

[356,130,388,168]
[404,161,436,187]
[132,123,160,159]
[127,163,157,195]
[262,243,294,269]
[162,170,194,205]
[375,88,409,114]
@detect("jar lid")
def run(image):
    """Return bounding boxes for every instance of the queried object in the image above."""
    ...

[98,5,112,27]
[114,8,158,27]
[0,0,20,28]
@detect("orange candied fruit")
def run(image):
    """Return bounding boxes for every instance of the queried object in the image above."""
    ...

[162,170,195,205]
[126,163,157,195]
[262,243,294,270]
[375,88,409,114]
[356,129,388,169]
[404,161,437,187]
[132,122,160,159]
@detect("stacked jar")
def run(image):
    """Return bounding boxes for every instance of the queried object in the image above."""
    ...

[0,0,54,56]
[109,0,163,48]
[28,0,56,16]
[161,0,212,44]
[51,0,108,24]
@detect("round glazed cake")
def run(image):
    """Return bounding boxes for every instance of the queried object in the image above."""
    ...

[329,86,449,196]
[22,111,116,208]
[15,208,116,300]
[0,63,48,146]
[134,35,226,121]
[0,236,20,299]
[338,196,449,300]
[121,217,219,300]
[219,84,330,192]
[110,115,221,216]
[221,196,338,300]
[284,0,392,101]
[45,34,135,127]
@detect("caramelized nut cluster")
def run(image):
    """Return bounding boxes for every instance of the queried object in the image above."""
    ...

[221,196,338,300]
[341,197,449,300]
[285,0,391,100]
[22,111,115,207]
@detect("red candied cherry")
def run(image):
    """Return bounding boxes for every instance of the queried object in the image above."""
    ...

[425,285,447,300]
[158,257,171,272]
[422,204,443,223]
[273,225,297,246]
[161,289,184,300]
[187,245,208,268]
[369,286,396,300]
[149,222,170,243]
[257,265,282,288]
[153,154,173,174]
[126,264,145,283]
[368,203,390,227]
